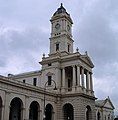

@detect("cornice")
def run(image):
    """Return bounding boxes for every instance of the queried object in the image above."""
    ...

[60,92,96,100]
[0,77,57,97]
[8,70,42,79]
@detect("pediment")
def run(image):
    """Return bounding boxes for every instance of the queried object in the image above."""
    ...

[103,99,114,109]
[80,55,94,68]
[104,101,113,109]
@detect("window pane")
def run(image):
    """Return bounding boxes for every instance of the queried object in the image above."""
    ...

[56,43,59,51]
[33,78,37,86]
[48,76,51,85]
[23,79,25,83]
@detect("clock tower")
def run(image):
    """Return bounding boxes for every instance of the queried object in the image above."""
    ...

[49,3,74,56]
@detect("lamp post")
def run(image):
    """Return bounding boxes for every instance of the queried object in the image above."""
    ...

[43,80,57,120]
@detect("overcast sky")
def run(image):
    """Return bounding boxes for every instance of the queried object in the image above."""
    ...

[0,0,118,115]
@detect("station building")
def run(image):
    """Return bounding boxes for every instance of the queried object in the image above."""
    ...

[0,4,114,120]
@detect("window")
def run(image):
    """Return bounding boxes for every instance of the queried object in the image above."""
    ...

[23,79,25,83]
[56,43,59,51]
[48,63,52,66]
[33,78,37,86]
[48,76,52,85]
[68,44,70,52]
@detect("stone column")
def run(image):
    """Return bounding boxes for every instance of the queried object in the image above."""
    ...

[25,96,30,120]
[55,67,60,91]
[62,67,65,90]
[38,109,41,120]
[3,92,10,120]
[21,107,25,120]
[86,71,89,90]
[1,105,4,120]
[77,65,80,86]
[90,72,93,91]
[25,107,29,120]
[81,67,85,88]
[72,65,76,87]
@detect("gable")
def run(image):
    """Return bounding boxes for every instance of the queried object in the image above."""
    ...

[80,55,94,68]
[104,100,114,109]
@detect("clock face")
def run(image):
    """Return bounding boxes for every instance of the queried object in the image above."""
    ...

[67,25,70,31]
[55,23,60,30]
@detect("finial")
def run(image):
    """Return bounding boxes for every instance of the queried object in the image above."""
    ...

[61,3,63,7]
[42,53,45,58]
[85,51,88,55]
[76,47,79,52]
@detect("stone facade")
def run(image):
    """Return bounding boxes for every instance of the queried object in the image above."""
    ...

[95,97,114,120]
[0,3,114,120]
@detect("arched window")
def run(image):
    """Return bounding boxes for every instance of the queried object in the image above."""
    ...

[97,111,100,120]
[63,103,74,120]
[45,104,54,120]
[9,97,23,120]
[86,105,92,120]
[29,101,40,120]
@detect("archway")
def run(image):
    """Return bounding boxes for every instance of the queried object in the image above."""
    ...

[29,101,40,120]
[0,97,2,120]
[63,103,74,120]
[45,104,53,120]
[9,97,23,120]
[86,105,92,120]
[97,111,100,120]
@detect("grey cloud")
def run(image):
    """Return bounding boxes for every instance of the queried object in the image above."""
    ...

[0,27,49,75]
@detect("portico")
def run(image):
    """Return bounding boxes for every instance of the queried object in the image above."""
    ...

[61,64,93,94]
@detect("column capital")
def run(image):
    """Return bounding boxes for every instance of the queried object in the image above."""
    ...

[71,65,75,68]
[61,67,65,69]
[77,64,80,67]
[86,70,90,74]
[81,66,85,70]
[89,72,93,75]
[21,107,25,110]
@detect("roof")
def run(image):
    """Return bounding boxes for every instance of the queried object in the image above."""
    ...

[51,3,73,24]
[8,70,41,78]
[95,97,115,109]
[53,3,69,16]
[95,100,105,107]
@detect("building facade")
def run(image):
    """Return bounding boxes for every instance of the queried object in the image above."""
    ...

[0,4,114,120]
[95,97,114,120]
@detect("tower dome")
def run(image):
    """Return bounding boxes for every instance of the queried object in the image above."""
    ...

[51,3,73,24]
[53,3,68,16]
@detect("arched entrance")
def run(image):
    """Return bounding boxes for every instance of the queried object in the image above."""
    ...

[29,101,40,120]
[97,111,100,120]
[0,97,2,120]
[9,97,23,120]
[86,105,92,120]
[45,104,53,120]
[63,103,74,120]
